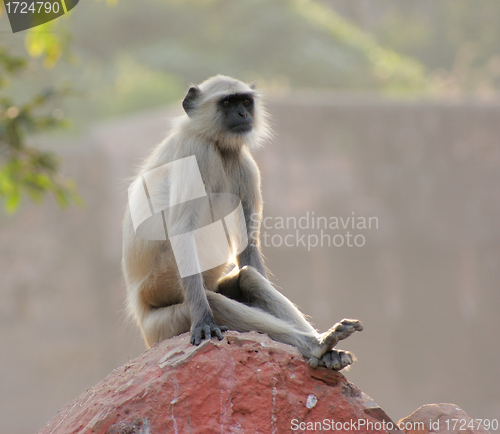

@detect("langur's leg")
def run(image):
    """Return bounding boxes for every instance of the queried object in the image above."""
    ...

[218,267,362,345]
[217,266,362,369]
[206,290,324,362]
[218,266,318,334]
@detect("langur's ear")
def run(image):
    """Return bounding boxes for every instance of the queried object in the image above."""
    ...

[182,86,201,117]
[250,81,257,90]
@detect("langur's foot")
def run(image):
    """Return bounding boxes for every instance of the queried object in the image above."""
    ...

[320,319,363,350]
[308,349,356,371]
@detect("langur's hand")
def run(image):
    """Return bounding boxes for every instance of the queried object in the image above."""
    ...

[190,316,229,345]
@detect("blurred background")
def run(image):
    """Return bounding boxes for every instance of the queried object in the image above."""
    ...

[1,1,500,432]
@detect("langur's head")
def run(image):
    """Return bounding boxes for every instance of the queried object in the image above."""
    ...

[181,75,271,151]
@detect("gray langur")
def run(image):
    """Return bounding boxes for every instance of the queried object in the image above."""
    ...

[122,75,362,370]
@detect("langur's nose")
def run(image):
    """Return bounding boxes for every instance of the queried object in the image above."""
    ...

[238,106,247,117]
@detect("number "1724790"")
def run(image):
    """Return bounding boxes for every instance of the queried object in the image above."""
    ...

[5,2,61,14]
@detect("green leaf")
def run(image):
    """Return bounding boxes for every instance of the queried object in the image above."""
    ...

[4,190,21,214]
[25,22,63,69]
[54,187,70,208]
[0,169,15,195]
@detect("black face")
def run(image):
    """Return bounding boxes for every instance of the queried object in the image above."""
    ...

[220,93,254,134]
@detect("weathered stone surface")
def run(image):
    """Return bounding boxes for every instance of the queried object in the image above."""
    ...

[37,331,401,434]
[398,403,491,434]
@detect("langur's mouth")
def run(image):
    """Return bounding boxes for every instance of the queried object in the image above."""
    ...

[230,123,253,134]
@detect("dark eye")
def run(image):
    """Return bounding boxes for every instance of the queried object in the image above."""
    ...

[221,100,230,108]
[242,99,252,107]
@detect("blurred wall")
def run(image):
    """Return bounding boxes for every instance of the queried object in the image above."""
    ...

[1,94,499,433]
